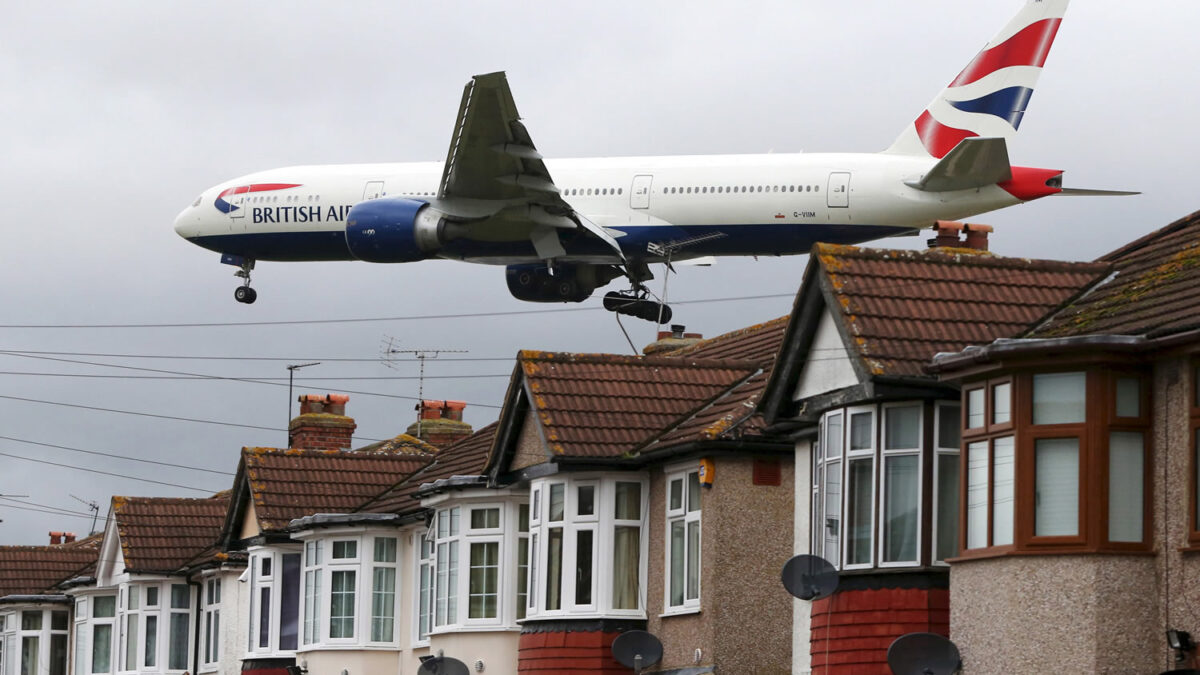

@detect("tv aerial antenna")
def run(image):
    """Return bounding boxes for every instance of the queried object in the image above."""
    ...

[611,630,664,675]
[886,632,962,675]
[70,494,101,535]
[381,336,466,436]
[285,362,321,445]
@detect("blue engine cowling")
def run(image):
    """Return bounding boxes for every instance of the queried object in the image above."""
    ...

[344,197,442,263]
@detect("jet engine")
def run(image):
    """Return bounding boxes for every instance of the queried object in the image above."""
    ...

[345,197,444,263]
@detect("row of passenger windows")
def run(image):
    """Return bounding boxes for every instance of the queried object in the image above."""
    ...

[244,194,322,204]
[564,187,623,197]
[664,184,820,195]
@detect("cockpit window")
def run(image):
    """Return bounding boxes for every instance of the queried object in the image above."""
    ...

[192,195,203,207]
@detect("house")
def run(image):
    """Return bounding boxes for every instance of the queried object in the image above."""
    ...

[929,210,1200,674]
[758,228,1112,674]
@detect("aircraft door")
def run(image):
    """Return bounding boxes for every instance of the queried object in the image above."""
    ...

[630,175,653,209]
[827,172,850,208]
[228,188,246,220]
[363,181,385,201]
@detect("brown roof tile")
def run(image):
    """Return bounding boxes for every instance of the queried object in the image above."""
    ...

[1029,210,1200,339]
[518,352,760,458]
[357,423,498,516]
[0,543,98,597]
[671,316,789,365]
[112,496,228,574]
[244,448,431,532]
[815,244,1111,376]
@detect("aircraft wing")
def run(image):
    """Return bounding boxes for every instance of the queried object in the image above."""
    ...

[437,72,623,260]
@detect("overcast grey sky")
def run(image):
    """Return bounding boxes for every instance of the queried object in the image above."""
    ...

[0,0,1193,544]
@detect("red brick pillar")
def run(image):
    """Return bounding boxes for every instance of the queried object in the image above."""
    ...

[518,621,642,674]
[810,580,949,675]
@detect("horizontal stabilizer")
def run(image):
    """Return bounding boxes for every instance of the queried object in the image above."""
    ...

[1056,187,1141,196]
[905,137,1012,192]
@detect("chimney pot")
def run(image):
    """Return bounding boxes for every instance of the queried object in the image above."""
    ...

[48,531,63,545]
[963,223,993,251]
[290,393,356,450]
[929,220,966,249]
[671,324,686,339]
[63,532,76,543]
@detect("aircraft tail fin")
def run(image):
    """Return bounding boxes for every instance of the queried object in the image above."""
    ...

[886,0,1070,158]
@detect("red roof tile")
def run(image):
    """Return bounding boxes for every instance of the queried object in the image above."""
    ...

[357,423,498,515]
[815,244,1111,376]
[1029,210,1200,339]
[672,316,789,365]
[243,447,431,532]
[518,352,760,458]
[0,542,98,597]
[112,496,228,574]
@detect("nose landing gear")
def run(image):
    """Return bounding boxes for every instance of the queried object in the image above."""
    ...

[221,254,258,304]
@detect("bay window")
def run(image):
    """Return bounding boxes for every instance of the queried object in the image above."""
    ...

[881,404,921,565]
[413,535,432,643]
[247,548,301,655]
[526,475,648,619]
[4,607,69,675]
[201,577,221,670]
[933,403,961,562]
[960,369,1151,556]
[665,468,702,612]
[297,530,405,649]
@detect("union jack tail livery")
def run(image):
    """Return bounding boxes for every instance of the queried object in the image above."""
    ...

[887,0,1070,158]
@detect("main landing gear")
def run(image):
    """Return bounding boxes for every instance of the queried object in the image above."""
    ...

[603,283,672,324]
[231,257,257,304]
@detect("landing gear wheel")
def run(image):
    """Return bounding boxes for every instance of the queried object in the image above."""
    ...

[234,286,257,304]
[603,290,672,323]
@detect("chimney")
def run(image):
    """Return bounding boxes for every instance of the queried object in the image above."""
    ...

[928,220,965,248]
[406,400,473,448]
[963,223,993,251]
[63,532,76,543]
[48,531,63,545]
[643,324,704,356]
[289,393,357,451]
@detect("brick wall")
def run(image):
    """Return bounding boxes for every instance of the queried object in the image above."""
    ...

[810,585,949,675]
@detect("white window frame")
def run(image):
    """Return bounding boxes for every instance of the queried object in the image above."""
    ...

[932,402,962,565]
[663,467,702,614]
[412,532,433,646]
[842,406,876,570]
[200,576,221,670]
[879,402,924,568]
[367,536,399,644]
[326,537,360,644]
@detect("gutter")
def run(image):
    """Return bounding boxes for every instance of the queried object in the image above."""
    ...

[929,335,1147,373]
[552,438,793,470]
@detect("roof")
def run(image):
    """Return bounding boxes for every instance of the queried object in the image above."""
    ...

[235,447,432,534]
[0,539,99,597]
[357,423,498,516]
[112,496,229,574]
[505,351,761,460]
[812,244,1110,377]
[671,316,789,365]
[1028,210,1200,339]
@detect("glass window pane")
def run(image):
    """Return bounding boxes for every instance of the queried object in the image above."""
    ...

[1109,432,1144,543]
[144,615,157,668]
[374,537,397,563]
[574,531,594,606]
[549,484,565,521]
[518,503,530,533]
[168,614,188,670]
[95,622,116,672]
[849,412,873,451]
[823,461,842,567]
[371,567,396,640]
[51,611,67,631]
[470,508,500,529]
[1033,372,1086,424]
[333,540,357,560]
[992,383,1011,424]
[545,528,563,611]
[330,570,356,638]
[614,482,642,520]
[967,389,985,428]
[516,536,529,621]
[885,406,921,450]
[145,586,158,608]
[128,588,139,611]
[669,479,683,512]
[93,596,115,618]
[50,634,66,675]
[669,521,684,606]
[577,486,596,516]
[1116,377,1141,418]
[21,612,41,631]
[74,627,85,675]
[686,520,700,601]
[1035,438,1079,536]
[883,455,920,562]
[279,554,300,650]
[686,473,701,513]
[993,437,1015,546]
[846,458,874,565]
[258,586,271,648]
[936,453,960,561]
[21,637,38,675]
[612,526,640,610]
[124,615,137,670]
[938,405,961,448]
[825,413,843,459]
[467,541,499,619]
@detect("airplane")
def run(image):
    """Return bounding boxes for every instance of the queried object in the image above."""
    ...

[174,0,1131,322]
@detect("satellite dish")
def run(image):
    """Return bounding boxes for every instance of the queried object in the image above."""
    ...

[781,554,838,601]
[417,656,470,675]
[611,630,664,673]
[887,632,962,675]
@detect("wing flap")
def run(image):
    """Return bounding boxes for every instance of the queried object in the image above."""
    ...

[905,137,1013,192]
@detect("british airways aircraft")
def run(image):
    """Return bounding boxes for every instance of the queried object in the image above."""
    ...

[174,0,1128,321]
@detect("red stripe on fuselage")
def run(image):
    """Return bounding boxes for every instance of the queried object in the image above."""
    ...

[950,19,1062,88]
[218,183,303,199]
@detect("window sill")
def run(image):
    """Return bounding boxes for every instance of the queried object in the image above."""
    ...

[659,607,701,618]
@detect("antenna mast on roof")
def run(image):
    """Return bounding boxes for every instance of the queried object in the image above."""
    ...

[70,494,100,535]
[382,337,467,437]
